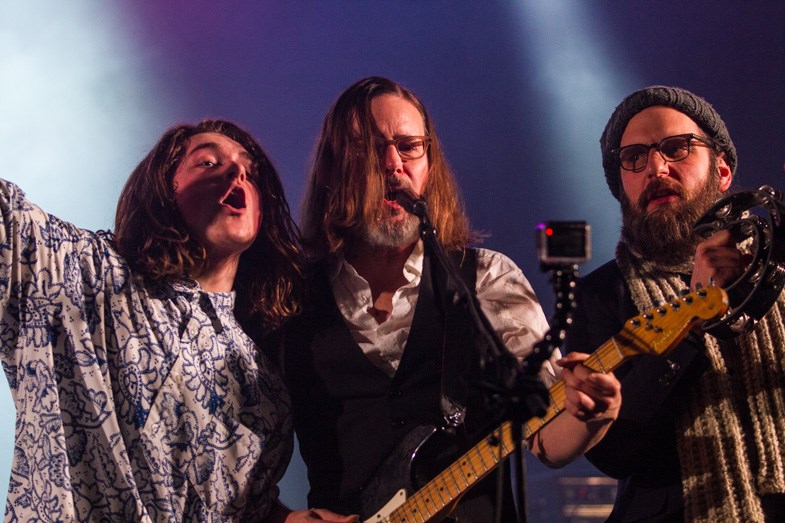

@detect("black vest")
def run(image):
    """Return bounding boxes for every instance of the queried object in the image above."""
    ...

[284,249,517,520]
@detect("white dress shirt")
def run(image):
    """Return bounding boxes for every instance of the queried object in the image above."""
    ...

[329,240,559,383]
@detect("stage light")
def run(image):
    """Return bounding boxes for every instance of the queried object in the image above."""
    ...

[508,0,636,266]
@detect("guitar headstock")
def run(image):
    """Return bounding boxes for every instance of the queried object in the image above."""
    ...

[614,286,729,359]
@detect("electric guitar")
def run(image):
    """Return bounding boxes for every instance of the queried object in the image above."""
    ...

[360,286,729,522]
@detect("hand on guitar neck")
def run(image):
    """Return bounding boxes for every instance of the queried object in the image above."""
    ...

[530,351,622,467]
[558,352,621,424]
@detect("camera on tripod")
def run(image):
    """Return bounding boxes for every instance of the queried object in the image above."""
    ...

[536,221,591,267]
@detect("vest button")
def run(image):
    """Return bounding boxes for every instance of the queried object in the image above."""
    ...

[388,388,402,398]
[392,418,406,428]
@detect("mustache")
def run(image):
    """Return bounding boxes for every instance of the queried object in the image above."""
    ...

[386,177,416,195]
[638,179,687,211]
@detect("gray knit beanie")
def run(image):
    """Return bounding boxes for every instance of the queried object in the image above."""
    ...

[600,86,737,201]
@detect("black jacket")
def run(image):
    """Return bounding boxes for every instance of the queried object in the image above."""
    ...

[565,260,709,522]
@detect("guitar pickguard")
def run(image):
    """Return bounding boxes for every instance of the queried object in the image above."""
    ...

[360,424,438,520]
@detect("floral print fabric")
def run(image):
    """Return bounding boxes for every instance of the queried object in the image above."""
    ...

[0,180,292,522]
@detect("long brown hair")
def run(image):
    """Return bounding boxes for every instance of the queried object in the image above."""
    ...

[114,119,303,332]
[300,76,477,258]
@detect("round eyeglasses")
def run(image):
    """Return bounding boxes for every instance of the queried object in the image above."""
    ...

[373,135,431,160]
[612,133,716,173]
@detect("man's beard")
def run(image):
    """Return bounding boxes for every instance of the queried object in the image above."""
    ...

[620,160,724,267]
[359,209,420,249]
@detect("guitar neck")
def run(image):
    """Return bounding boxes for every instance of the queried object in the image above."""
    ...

[387,336,629,523]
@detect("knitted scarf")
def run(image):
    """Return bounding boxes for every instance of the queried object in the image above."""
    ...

[616,241,785,522]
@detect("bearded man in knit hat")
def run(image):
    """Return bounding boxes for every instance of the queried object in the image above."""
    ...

[565,86,785,522]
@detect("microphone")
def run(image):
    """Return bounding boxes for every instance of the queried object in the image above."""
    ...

[393,189,429,218]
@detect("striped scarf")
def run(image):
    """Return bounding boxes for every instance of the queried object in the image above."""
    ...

[616,241,785,522]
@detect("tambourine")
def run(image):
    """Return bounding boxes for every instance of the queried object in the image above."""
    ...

[693,185,785,339]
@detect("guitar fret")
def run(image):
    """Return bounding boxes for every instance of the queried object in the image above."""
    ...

[409,488,434,520]
[424,483,444,514]
[402,499,427,523]
[463,451,482,486]
[486,426,506,463]
[435,470,458,504]
[418,492,436,520]
[430,476,449,507]
[609,337,626,362]
[499,435,511,455]
[485,431,503,465]
[600,343,622,368]
[473,444,489,472]
[549,388,561,415]
[451,460,471,488]
[503,423,514,452]
[410,507,426,523]
[390,506,405,523]
[436,480,451,507]
[447,462,467,490]
[410,474,452,522]
[592,352,606,373]
[468,450,485,484]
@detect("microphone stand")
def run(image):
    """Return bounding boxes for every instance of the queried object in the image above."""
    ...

[396,192,552,523]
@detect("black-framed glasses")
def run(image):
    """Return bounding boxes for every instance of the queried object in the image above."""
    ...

[612,133,715,173]
[373,135,431,160]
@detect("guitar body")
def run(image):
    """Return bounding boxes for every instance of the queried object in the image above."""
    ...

[360,425,454,522]
[360,425,464,522]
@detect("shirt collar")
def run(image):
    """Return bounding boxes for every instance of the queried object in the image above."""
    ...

[169,279,236,311]
[330,239,425,285]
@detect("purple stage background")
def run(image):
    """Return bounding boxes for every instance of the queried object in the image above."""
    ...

[1,1,783,520]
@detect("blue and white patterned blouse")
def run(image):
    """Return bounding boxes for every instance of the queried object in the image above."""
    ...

[0,180,293,522]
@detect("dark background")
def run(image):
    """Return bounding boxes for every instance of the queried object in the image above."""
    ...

[2,1,783,520]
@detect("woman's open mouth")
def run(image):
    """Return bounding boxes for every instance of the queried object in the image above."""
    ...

[221,186,247,211]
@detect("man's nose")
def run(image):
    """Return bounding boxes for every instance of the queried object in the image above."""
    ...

[646,147,669,178]
[382,144,403,173]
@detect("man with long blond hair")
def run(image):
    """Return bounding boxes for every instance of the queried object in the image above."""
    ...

[0,120,354,523]
[284,77,622,521]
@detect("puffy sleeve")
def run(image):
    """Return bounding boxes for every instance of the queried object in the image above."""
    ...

[474,248,559,384]
[0,179,121,390]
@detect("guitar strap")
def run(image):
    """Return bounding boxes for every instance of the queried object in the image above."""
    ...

[432,247,478,428]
